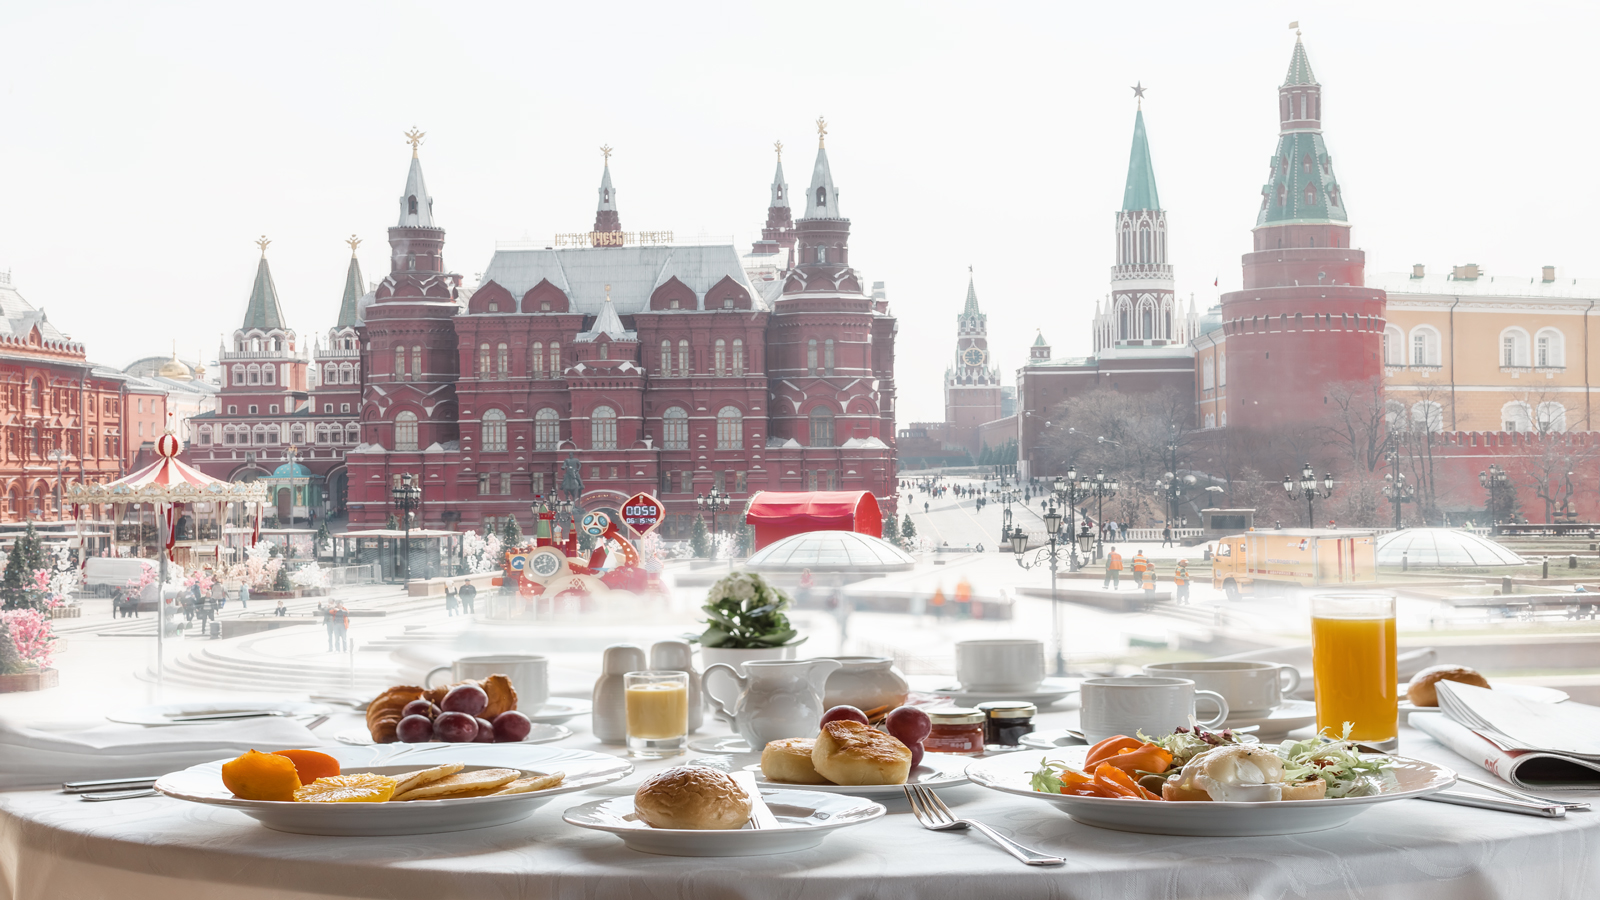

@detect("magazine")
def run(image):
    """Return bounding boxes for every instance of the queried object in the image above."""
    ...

[1409,680,1600,790]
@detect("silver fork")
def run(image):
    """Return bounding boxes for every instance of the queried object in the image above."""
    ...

[903,784,1064,867]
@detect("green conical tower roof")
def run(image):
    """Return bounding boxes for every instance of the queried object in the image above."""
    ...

[962,274,981,316]
[336,252,363,329]
[1121,109,1160,212]
[1284,36,1317,86]
[241,251,287,330]
[1032,330,1048,347]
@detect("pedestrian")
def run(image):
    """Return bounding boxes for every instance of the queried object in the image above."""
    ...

[1174,559,1191,605]
[324,603,339,651]
[331,604,349,651]
[1140,562,1156,598]
[1132,548,1149,579]
[1162,524,1173,548]
[924,501,929,515]
[238,581,250,609]
[797,568,815,606]
[445,588,459,617]
[210,578,228,611]
[461,585,476,614]
[1104,546,1123,589]
[274,599,287,617]
[930,584,947,620]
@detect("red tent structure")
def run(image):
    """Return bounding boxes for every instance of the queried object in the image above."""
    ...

[743,491,883,551]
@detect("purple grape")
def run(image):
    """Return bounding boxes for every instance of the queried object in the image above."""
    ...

[441,684,488,716]
[472,717,495,742]
[885,706,932,745]
[401,699,436,720]
[433,710,479,743]
[820,705,869,728]
[493,710,533,743]
[908,741,925,770]
[396,714,434,743]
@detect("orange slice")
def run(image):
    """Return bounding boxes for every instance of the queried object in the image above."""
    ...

[272,749,341,783]
[293,773,398,803]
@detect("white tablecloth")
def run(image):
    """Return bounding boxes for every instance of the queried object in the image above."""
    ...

[1,706,1597,900]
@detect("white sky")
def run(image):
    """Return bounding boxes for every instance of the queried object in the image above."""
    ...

[0,1,1594,424]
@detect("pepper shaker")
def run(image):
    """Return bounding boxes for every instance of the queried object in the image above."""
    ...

[650,639,703,733]
[593,643,646,743]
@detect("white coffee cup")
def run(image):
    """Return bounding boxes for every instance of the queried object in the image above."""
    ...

[1079,675,1229,744]
[955,639,1046,692]
[425,654,549,710]
[1141,661,1302,717]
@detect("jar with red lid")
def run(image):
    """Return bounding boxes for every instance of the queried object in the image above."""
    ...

[923,708,985,756]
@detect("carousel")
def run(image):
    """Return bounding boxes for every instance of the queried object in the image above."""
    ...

[67,432,268,683]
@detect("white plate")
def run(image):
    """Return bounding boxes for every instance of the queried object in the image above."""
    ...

[1018,729,1259,751]
[524,698,592,725]
[1398,682,1569,711]
[564,788,885,856]
[742,751,971,796]
[687,734,754,754]
[156,742,631,836]
[108,700,330,726]
[335,723,572,747]
[966,746,1455,836]
[931,677,1080,707]
[1221,699,1319,737]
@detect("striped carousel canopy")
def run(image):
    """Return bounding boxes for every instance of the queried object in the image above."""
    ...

[67,432,268,505]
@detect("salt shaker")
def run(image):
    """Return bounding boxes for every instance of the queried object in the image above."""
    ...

[592,643,646,744]
[650,639,703,733]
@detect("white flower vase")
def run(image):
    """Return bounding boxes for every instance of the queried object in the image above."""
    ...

[700,639,807,714]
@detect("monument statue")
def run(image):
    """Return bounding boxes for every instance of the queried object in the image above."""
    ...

[560,453,584,505]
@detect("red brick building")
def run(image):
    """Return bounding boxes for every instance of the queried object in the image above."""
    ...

[345,127,898,535]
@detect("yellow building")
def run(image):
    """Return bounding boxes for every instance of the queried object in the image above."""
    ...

[1376,264,1600,434]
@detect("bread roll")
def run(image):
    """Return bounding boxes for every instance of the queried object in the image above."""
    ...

[761,738,831,785]
[632,766,752,830]
[811,720,913,786]
[1280,778,1328,801]
[1406,664,1491,707]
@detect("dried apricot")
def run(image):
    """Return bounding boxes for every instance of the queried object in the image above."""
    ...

[294,773,398,803]
[221,749,302,801]
[272,749,341,783]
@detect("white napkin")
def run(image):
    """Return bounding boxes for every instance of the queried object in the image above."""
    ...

[1436,681,1600,758]
[0,716,322,789]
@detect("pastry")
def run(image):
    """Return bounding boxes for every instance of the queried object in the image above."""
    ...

[632,766,752,830]
[811,720,912,786]
[366,685,425,744]
[393,767,520,801]
[1406,665,1491,707]
[494,772,565,795]
[761,737,830,785]
[479,674,518,719]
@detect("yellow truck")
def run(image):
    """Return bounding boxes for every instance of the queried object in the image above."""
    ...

[1211,529,1377,600]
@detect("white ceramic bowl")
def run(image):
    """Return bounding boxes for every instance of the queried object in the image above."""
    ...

[564,788,885,856]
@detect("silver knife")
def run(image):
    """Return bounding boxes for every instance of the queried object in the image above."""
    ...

[1420,790,1566,818]
[80,788,159,801]
[168,711,288,722]
[63,777,159,793]
[1456,775,1591,812]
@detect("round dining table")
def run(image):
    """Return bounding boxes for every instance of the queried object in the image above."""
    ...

[1,701,1596,900]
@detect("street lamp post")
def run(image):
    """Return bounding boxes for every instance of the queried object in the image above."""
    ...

[1157,470,1197,534]
[1050,464,1086,571]
[1478,464,1508,525]
[1010,506,1096,677]
[1282,463,1335,527]
[47,448,72,521]
[391,472,421,582]
[1382,452,1414,529]
[1083,469,1119,559]
[697,489,730,557]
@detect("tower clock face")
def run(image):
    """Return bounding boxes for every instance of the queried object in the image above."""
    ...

[962,347,986,367]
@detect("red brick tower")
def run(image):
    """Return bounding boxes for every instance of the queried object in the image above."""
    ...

[942,271,1003,454]
[594,147,621,236]
[1221,34,1386,431]
[750,141,796,268]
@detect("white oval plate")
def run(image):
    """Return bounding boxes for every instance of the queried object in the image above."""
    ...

[523,697,592,725]
[156,743,631,836]
[742,751,971,796]
[335,723,572,747]
[931,677,1080,707]
[966,746,1455,836]
[564,788,885,856]
[108,700,329,726]
[1399,682,1568,711]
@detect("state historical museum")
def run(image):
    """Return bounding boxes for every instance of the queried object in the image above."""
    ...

[346,125,898,536]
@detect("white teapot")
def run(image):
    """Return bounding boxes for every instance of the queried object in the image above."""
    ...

[703,658,842,750]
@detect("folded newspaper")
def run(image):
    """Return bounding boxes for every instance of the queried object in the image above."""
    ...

[1410,680,1600,790]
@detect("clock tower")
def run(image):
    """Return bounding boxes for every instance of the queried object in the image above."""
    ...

[943,271,1004,455]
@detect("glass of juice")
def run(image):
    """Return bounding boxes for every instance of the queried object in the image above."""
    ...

[1310,592,1398,749]
[624,670,689,758]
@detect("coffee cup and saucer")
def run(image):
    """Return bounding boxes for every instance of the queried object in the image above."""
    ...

[932,640,1080,707]
[1141,661,1316,738]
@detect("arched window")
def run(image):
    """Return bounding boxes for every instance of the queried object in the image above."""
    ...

[662,407,688,449]
[408,195,418,215]
[1536,401,1567,433]
[1410,326,1440,366]
[1119,303,1131,340]
[714,339,726,376]
[324,363,337,384]
[497,343,509,378]
[808,407,834,447]
[233,365,245,386]
[590,406,617,450]
[316,424,329,444]
[658,340,670,374]
[531,342,545,378]
[199,426,213,446]
[824,338,835,375]
[1501,401,1532,433]
[479,343,492,377]
[394,345,406,379]
[262,365,275,385]
[807,339,818,375]
[676,340,688,376]
[1304,184,1316,206]
[1141,303,1155,339]
[247,365,260,385]
[1536,328,1565,367]
[1139,226,1150,264]
[716,406,742,449]
[345,423,359,443]
[290,424,305,445]
[411,346,422,379]
[732,339,744,375]
[1411,401,1444,433]
[534,408,560,450]
[266,425,281,445]
[1500,329,1530,367]
[1383,326,1404,366]
[482,409,507,452]
[394,411,419,451]
[341,363,355,384]
[815,186,826,208]
[1217,352,1226,385]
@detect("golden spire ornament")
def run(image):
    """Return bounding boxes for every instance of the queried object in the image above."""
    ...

[601,144,613,165]
[346,234,362,256]
[256,235,271,257]
[404,127,425,158]
[774,139,783,161]
[815,117,827,148]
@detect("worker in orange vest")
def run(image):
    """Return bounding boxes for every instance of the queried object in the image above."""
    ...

[1173,560,1191,605]
[1132,550,1149,578]
[1103,547,1123,589]
[1140,562,1156,596]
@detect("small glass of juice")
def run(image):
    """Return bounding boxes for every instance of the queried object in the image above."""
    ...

[624,670,689,758]
[1310,592,1398,750]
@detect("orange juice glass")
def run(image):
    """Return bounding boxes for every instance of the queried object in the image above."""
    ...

[624,671,688,758]
[1310,593,1398,746]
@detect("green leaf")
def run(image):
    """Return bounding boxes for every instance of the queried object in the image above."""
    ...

[700,626,730,648]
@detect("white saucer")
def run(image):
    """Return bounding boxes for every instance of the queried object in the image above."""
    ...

[522,698,592,725]
[1019,728,1258,751]
[1221,699,1318,736]
[687,734,754,754]
[931,677,1080,707]
[335,722,572,746]
[742,751,972,797]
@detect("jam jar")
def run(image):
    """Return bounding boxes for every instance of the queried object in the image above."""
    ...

[977,701,1037,748]
[924,708,986,756]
